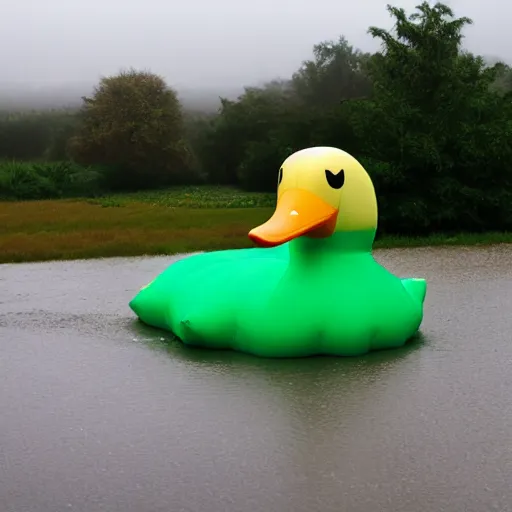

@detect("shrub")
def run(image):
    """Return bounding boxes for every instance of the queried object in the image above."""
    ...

[0,161,105,200]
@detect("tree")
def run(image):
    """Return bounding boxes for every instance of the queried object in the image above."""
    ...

[291,37,372,107]
[365,2,475,165]
[358,2,512,233]
[203,82,299,188]
[69,69,193,190]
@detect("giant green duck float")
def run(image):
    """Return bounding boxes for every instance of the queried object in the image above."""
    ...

[129,147,427,357]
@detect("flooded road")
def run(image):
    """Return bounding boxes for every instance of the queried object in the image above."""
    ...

[1,245,512,512]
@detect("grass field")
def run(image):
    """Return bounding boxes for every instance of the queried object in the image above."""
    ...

[1,186,512,264]
[85,186,277,209]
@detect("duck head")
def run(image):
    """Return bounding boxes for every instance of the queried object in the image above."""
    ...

[248,147,378,248]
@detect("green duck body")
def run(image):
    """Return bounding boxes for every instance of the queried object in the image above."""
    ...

[129,230,426,358]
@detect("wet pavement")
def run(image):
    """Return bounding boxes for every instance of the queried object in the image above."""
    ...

[1,245,512,512]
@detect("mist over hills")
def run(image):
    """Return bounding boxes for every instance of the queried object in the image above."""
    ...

[0,82,245,113]
[0,52,507,114]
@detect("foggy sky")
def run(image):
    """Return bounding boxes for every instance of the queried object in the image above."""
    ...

[1,0,509,90]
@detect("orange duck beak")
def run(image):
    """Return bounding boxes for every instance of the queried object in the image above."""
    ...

[248,189,338,248]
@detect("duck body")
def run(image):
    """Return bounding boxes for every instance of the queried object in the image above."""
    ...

[130,230,426,357]
[129,147,427,358]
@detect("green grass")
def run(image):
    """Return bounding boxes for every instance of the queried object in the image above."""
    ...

[1,187,511,264]
[85,186,277,209]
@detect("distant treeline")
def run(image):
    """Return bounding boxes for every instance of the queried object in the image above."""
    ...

[1,1,512,236]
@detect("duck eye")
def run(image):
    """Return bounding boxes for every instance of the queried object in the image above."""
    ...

[325,169,345,189]
[277,167,283,185]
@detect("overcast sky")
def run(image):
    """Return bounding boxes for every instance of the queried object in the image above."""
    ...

[1,0,508,89]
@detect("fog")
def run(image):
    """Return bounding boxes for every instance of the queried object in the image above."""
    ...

[1,0,509,109]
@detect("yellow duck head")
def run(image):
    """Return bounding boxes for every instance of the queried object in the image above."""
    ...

[248,147,377,248]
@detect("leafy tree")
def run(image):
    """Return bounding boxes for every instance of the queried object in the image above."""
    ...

[203,83,299,187]
[68,69,193,190]
[204,40,374,191]
[292,37,372,107]
[358,2,512,233]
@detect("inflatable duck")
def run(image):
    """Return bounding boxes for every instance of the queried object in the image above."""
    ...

[129,146,427,357]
